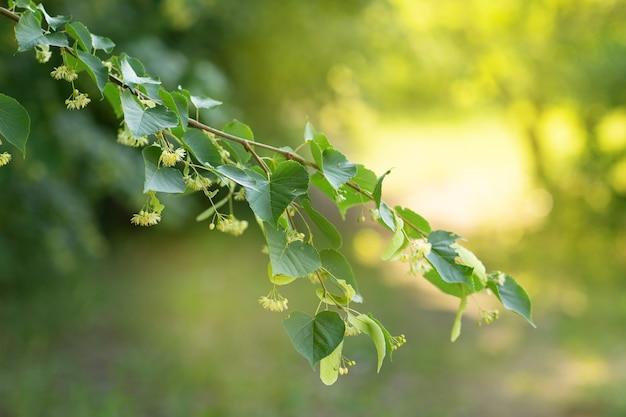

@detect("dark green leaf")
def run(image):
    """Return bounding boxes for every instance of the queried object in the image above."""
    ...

[66,21,91,52]
[221,119,253,164]
[142,146,186,193]
[320,248,358,295]
[120,90,179,137]
[301,195,342,249]
[182,129,223,167]
[283,311,345,368]
[0,93,30,157]
[423,270,466,297]
[16,11,68,52]
[264,222,321,278]
[76,51,108,94]
[104,82,123,118]
[426,230,475,290]
[487,275,536,327]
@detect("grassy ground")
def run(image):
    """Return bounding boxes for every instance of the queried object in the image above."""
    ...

[1,222,624,417]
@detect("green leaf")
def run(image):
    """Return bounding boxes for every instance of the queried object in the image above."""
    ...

[319,341,343,386]
[120,90,179,137]
[304,120,316,142]
[320,248,358,296]
[0,93,30,157]
[264,222,321,278]
[103,82,123,118]
[119,54,161,86]
[373,170,396,231]
[159,88,189,131]
[395,205,431,235]
[451,294,468,342]
[311,164,377,218]
[66,21,92,52]
[221,119,253,164]
[16,11,69,52]
[426,230,475,290]
[188,93,222,110]
[381,215,405,260]
[348,314,386,372]
[283,311,345,368]
[423,270,466,298]
[321,148,357,190]
[301,195,342,249]
[182,129,223,167]
[91,34,115,52]
[218,161,308,225]
[487,274,536,327]
[451,243,487,287]
[76,51,108,94]
[142,146,186,193]
[36,4,71,30]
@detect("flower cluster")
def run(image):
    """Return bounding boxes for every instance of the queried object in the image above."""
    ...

[130,210,161,227]
[50,65,78,82]
[35,44,51,63]
[400,238,432,275]
[65,89,91,110]
[258,287,288,312]
[0,152,12,167]
[159,147,186,167]
[117,126,149,147]
[183,173,212,191]
[211,215,248,236]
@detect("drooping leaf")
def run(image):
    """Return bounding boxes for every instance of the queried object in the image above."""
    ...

[321,148,357,190]
[120,90,178,137]
[301,195,342,249]
[320,341,343,386]
[16,11,69,52]
[119,54,161,86]
[426,230,475,290]
[373,170,395,231]
[381,215,405,260]
[348,313,386,372]
[218,161,308,225]
[182,129,223,167]
[0,93,30,157]
[320,249,358,296]
[283,311,345,368]
[487,274,536,327]
[66,21,92,52]
[142,146,186,193]
[264,222,321,278]
[91,34,115,52]
[36,4,71,30]
[76,51,108,94]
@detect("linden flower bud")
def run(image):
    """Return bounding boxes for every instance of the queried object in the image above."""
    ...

[0,152,12,167]
[130,210,161,227]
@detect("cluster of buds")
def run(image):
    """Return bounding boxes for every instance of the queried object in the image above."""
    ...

[477,309,500,327]
[390,334,407,351]
[258,287,289,312]
[210,214,248,236]
[338,357,357,376]
[399,238,432,275]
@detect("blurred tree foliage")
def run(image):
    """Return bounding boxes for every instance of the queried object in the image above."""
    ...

[1,0,625,287]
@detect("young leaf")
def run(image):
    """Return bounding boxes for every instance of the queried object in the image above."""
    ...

[381,215,405,260]
[91,34,115,53]
[451,242,487,287]
[284,311,345,368]
[182,129,223,167]
[16,11,68,52]
[264,221,321,278]
[304,120,316,142]
[348,314,386,372]
[0,93,30,157]
[320,341,343,386]
[426,230,475,290]
[119,54,161,86]
[321,148,357,190]
[36,4,71,30]
[142,146,186,194]
[120,90,178,137]
[159,88,189,131]
[373,170,395,231]
[487,274,536,327]
[188,94,222,110]
[301,195,342,249]
[395,205,431,235]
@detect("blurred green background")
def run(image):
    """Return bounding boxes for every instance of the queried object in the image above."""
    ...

[1,0,626,415]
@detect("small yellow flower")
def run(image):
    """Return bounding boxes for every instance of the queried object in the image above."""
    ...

[0,152,12,167]
[214,214,248,236]
[183,174,212,191]
[258,287,289,312]
[50,65,78,82]
[65,89,91,110]
[130,210,161,227]
[159,148,186,167]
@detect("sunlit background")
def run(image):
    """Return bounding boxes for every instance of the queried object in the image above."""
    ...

[1,0,626,415]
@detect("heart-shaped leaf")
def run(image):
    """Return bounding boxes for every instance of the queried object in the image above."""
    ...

[283,311,345,368]
[264,222,320,278]
[121,90,178,137]
[0,93,30,157]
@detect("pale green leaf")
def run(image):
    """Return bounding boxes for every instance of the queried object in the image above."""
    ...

[348,314,386,372]
[395,205,431,235]
[320,248,358,296]
[320,341,343,386]
[36,4,71,30]
[0,93,30,157]
[381,215,405,260]
[91,34,115,52]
